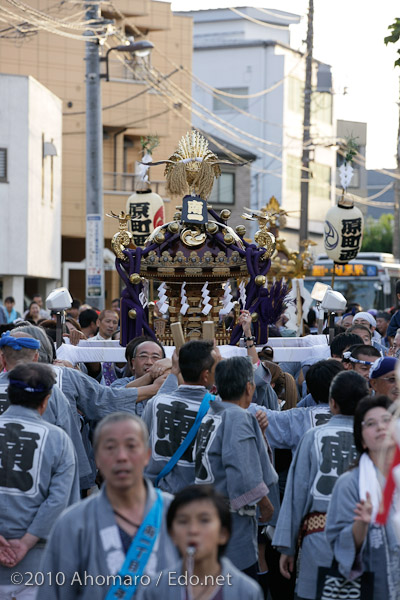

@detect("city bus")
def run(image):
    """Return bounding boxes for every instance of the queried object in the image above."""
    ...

[304,253,400,311]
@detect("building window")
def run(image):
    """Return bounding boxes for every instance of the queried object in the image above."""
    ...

[209,172,235,205]
[288,77,303,114]
[312,92,332,125]
[0,149,7,182]
[213,88,249,112]
[287,156,331,200]
[288,78,332,124]
[310,162,331,200]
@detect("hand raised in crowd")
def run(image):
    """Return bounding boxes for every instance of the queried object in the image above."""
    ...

[65,329,87,346]
[255,409,269,434]
[354,491,373,524]
[148,358,172,381]
[212,340,223,364]
[171,348,180,377]
[152,372,169,391]
[239,310,252,336]
[352,491,373,551]
[53,359,75,369]
[238,311,258,364]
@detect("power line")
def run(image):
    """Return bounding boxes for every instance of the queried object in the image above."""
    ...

[109,107,170,128]
[228,7,297,31]
[62,68,178,116]
[0,0,113,41]
[254,6,304,22]
[63,107,171,134]
[108,43,292,179]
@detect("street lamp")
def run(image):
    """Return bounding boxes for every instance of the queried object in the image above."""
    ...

[100,41,154,81]
[85,4,153,309]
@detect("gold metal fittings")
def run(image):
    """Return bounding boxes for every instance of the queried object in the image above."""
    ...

[129,273,142,285]
[255,275,266,287]
[220,209,231,220]
[181,227,207,247]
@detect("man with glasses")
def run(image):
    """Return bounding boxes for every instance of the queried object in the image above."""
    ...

[389,327,400,359]
[369,356,399,402]
[111,338,173,416]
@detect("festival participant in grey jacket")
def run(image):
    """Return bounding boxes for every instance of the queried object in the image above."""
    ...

[194,356,277,576]
[326,396,400,600]
[143,340,221,494]
[273,370,369,600]
[0,363,79,599]
[0,331,91,482]
[142,485,264,600]
[14,324,145,418]
[262,360,344,452]
[38,413,178,600]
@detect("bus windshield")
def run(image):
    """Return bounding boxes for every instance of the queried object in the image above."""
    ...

[304,254,400,310]
[304,279,383,310]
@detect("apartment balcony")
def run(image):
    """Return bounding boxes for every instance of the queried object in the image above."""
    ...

[104,171,165,195]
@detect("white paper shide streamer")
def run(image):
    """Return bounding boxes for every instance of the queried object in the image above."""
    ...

[137,152,153,183]
[201,282,213,315]
[180,282,189,315]
[139,279,149,308]
[239,280,247,309]
[219,282,235,316]
[339,163,354,190]
[157,282,169,315]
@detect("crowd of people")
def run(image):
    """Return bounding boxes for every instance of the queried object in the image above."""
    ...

[0,292,399,599]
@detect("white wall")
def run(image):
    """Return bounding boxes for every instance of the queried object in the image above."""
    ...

[0,75,29,275]
[0,74,62,281]
[27,76,62,279]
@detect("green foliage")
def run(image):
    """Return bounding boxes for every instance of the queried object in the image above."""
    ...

[361,214,394,253]
[343,137,359,164]
[384,18,400,67]
[140,135,160,155]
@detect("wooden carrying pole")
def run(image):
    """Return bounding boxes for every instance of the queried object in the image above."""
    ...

[202,321,215,341]
[171,322,185,350]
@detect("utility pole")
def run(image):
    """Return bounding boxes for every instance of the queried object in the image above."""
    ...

[85,3,105,310]
[299,0,314,243]
[393,77,400,260]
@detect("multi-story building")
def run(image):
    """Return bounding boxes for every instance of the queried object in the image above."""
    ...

[177,6,336,251]
[0,0,192,304]
[0,74,62,311]
[366,170,395,220]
